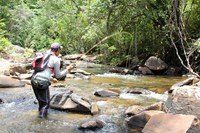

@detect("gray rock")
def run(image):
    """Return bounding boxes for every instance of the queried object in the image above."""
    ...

[145,56,168,71]
[50,92,98,114]
[164,77,200,118]
[94,89,119,97]
[126,110,164,130]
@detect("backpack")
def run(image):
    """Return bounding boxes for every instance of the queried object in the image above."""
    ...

[32,54,51,73]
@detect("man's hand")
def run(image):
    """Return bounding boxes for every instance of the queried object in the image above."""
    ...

[66,64,76,73]
[51,78,58,83]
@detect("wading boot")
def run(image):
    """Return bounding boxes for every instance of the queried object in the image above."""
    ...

[39,106,48,118]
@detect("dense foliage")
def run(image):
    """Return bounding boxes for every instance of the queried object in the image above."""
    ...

[0,0,199,70]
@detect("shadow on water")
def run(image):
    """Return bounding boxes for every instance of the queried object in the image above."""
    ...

[0,68,186,133]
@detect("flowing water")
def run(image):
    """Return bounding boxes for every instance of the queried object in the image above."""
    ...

[0,67,186,133]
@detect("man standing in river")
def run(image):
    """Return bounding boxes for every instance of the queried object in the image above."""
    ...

[31,42,75,118]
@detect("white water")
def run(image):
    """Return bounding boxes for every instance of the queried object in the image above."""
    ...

[120,92,168,101]
[97,73,138,80]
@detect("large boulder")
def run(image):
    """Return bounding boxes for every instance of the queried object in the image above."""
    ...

[164,77,200,118]
[142,113,200,133]
[50,91,99,114]
[12,45,25,54]
[126,110,165,130]
[126,110,200,133]
[0,75,25,88]
[144,56,168,74]
[0,60,10,76]
[164,85,200,117]
[9,63,27,75]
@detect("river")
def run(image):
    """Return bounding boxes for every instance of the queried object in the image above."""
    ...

[0,67,185,133]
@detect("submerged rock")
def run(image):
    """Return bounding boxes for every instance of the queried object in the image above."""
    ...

[79,119,104,130]
[127,87,151,95]
[94,89,120,97]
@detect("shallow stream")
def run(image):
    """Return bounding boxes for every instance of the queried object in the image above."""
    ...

[0,67,186,133]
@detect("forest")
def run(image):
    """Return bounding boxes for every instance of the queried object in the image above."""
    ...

[0,0,200,75]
